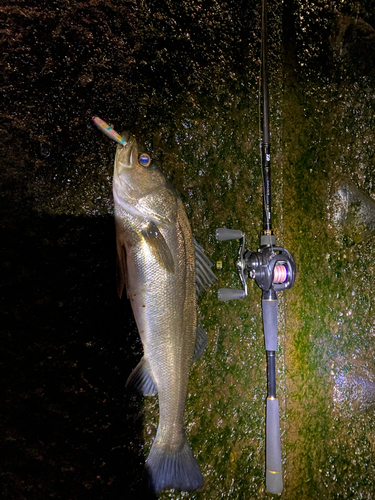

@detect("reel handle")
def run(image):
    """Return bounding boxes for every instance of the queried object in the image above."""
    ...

[215,228,247,301]
[216,228,244,241]
[218,288,246,302]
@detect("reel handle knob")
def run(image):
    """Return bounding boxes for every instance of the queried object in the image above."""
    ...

[218,288,246,301]
[216,228,244,241]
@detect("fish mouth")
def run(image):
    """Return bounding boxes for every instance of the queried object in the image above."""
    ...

[115,133,137,171]
[121,131,130,143]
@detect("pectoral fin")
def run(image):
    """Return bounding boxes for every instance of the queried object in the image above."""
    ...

[115,222,128,299]
[141,222,175,274]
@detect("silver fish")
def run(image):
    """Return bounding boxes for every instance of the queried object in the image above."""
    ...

[113,132,216,493]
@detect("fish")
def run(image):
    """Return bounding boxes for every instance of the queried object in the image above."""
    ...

[113,132,216,493]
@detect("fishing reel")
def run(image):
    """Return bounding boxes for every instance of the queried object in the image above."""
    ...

[215,228,296,301]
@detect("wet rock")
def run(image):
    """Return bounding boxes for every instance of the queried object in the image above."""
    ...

[333,363,375,413]
[334,182,375,244]
[331,14,375,75]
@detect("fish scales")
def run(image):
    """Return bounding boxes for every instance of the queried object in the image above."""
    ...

[113,133,215,493]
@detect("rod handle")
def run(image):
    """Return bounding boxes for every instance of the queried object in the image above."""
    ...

[217,288,246,302]
[216,228,244,241]
[262,298,278,351]
[266,397,283,494]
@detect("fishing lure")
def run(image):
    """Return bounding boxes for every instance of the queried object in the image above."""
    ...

[92,116,127,146]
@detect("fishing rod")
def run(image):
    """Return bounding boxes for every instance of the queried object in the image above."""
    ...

[215,0,296,494]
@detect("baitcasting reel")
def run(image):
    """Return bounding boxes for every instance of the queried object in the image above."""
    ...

[215,228,296,301]
[215,226,296,494]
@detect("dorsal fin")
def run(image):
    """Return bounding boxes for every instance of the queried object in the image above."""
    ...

[193,321,208,362]
[194,239,217,299]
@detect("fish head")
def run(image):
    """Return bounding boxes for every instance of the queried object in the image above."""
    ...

[113,133,178,225]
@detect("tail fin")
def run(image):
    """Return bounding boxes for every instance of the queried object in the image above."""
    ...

[145,431,204,493]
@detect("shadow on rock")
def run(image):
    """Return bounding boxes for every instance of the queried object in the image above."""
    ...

[1,212,156,500]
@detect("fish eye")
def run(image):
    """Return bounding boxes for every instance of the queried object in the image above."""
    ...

[138,154,151,167]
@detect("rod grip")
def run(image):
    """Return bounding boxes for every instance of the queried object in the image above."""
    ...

[215,228,244,241]
[266,397,283,494]
[218,288,246,301]
[262,298,278,351]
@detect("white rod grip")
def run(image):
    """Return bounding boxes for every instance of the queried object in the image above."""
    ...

[266,397,283,494]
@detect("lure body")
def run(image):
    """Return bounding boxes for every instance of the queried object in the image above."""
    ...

[92,116,127,146]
